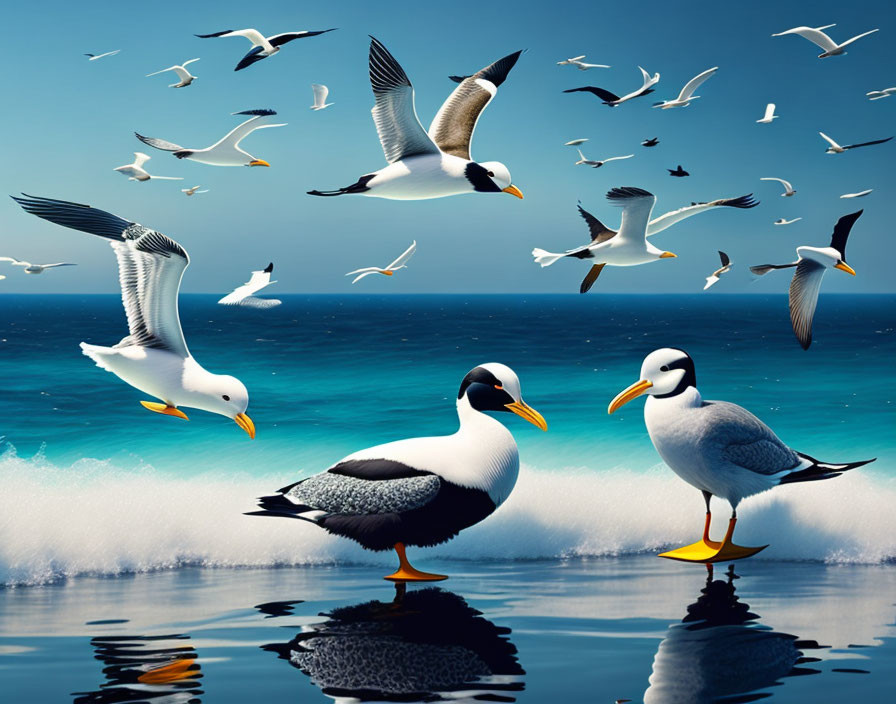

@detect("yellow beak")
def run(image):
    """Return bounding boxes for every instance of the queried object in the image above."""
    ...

[249,159,270,167]
[235,412,256,438]
[502,184,524,199]
[608,379,653,414]
[381,270,394,276]
[659,252,678,259]
[505,400,547,431]
[834,261,856,276]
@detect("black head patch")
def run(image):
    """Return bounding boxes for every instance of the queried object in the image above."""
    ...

[464,163,501,192]
[655,348,697,399]
[458,366,515,412]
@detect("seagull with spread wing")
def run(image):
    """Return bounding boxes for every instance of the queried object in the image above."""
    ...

[574,149,633,168]
[704,251,732,290]
[0,256,76,274]
[12,194,256,436]
[771,23,878,58]
[557,55,610,70]
[85,50,119,61]
[310,84,333,110]
[218,263,281,308]
[756,103,778,123]
[819,131,893,154]
[760,177,795,197]
[114,152,184,182]
[346,241,417,284]
[653,67,718,109]
[195,27,336,71]
[563,66,659,106]
[146,58,200,88]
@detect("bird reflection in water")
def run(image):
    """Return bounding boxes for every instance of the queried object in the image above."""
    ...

[263,584,525,702]
[644,565,828,703]
[72,634,203,703]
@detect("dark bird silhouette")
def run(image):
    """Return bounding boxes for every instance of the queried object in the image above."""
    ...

[668,165,689,177]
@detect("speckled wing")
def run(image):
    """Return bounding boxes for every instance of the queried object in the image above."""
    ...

[701,401,800,475]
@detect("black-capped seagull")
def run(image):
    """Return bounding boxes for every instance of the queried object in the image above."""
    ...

[760,176,795,197]
[653,67,718,109]
[608,347,875,562]
[114,152,184,182]
[751,210,863,349]
[136,110,286,167]
[218,263,281,308]
[574,149,633,168]
[195,27,337,71]
[346,241,416,284]
[247,363,546,581]
[146,58,200,88]
[563,66,660,106]
[557,55,610,70]
[756,103,779,123]
[771,23,878,58]
[0,257,76,274]
[12,194,256,437]
[85,50,119,61]
[308,38,523,201]
[819,131,893,154]
[704,251,732,290]
[310,83,332,110]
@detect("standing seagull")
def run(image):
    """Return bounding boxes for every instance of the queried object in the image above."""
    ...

[85,50,120,61]
[867,87,896,100]
[12,194,255,436]
[114,152,184,182]
[195,27,337,71]
[247,363,546,581]
[608,347,874,562]
[653,67,718,109]
[307,38,523,200]
[751,210,863,349]
[819,131,893,154]
[575,149,633,168]
[771,24,878,58]
[563,66,660,106]
[146,58,200,88]
[310,83,333,110]
[0,257,76,274]
[756,103,778,123]
[703,251,732,290]
[668,165,689,177]
[218,263,281,308]
[136,110,286,167]
[182,186,209,196]
[346,241,417,284]
[760,176,795,197]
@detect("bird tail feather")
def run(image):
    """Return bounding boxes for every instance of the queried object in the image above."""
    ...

[779,453,875,484]
[307,174,374,197]
[532,248,566,267]
[244,482,324,523]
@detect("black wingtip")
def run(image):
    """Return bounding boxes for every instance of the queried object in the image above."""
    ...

[448,74,470,83]
[606,186,653,200]
[477,49,523,87]
[263,262,274,273]
[195,30,234,38]
[232,109,277,117]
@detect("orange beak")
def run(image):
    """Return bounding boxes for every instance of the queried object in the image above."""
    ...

[502,185,524,199]
[249,159,270,167]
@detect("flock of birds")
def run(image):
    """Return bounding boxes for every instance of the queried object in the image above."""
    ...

[5,19,887,577]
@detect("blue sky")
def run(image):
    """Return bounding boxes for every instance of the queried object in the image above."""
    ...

[1,0,893,293]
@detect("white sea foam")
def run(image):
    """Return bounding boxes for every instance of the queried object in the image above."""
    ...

[1,446,893,586]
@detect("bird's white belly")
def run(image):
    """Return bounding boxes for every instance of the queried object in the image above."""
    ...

[83,345,191,405]
[363,155,473,200]
[593,241,659,266]
[644,399,720,495]
[188,151,246,167]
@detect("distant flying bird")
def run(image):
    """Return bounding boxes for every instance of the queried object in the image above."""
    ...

[867,87,896,100]
[0,256,76,274]
[771,23,878,58]
[218,263,281,308]
[575,149,633,168]
[819,131,893,154]
[195,27,337,71]
[760,176,795,197]
[12,194,255,436]
[642,137,659,147]
[557,55,610,70]
[557,55,586,65]
[841,189,872,199]
[346,241,417,284]
[751,210,863,349]
[565,138,588,146]
[136,109,286,167]
[146,58,200,88]
[653,67,718,109]
[182,186,209,196]
[668,165,689,177]
[308,38,523,201]
[114,152,184,182]
[85,50,119,61]
[563,66,660,106]
[774,218,801,225]
[704,251,732,290]
[310,83,333,110]
[756,103,779,123]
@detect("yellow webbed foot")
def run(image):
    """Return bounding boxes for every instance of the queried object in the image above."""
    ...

[140,401,189,420]
[385,542,448,582]
[659,516,767,564]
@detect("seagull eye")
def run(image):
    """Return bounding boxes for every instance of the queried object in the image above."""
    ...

[660,366,670,372]
[487,170,495,178]
[222,395,230,401]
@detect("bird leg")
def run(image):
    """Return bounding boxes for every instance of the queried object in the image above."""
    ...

[140,401,189,420]
[384,542,447,582]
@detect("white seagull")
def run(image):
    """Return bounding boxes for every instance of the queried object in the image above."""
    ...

[182,186,209,196]
[867,87,896,100]
[557,55,610,70]
[751,210,863,349]
[308,38,523,201]
[564,138,588,146]
[756,103,778,123]
[532,193,758,293]
[346,241,417,284]
[841,189,872,199]
[85,50,120,61]
[774,218,801,225]
[771,23,879,58]
[574,149,633,168]
[608,347,875,562]
[195,27,337,71]
[114,152,184,182]
[310,83,333,110]
[819,131,893,154]
[0,257,76,274]
[218,263,281,308]
[563,66,660,106]
[653,67,718,109]
[760,176,795,197]
[12,194,256,437]
[136,110,286,167]
[146,58,200,88]
[703,251,732,290]
[247,363,546,581]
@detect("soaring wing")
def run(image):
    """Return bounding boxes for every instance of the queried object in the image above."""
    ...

[135,133,185,152]
[209,110,286,150]
[387,241,417,269]
[763,103,776,119]
[608,186,655,245]
[219,264,275,304]
[789,259,826,349]
[427,50,522,159]
[844,136,893,149]
[12,195,190,356]
[829,210,863,259]
[312,83,329,106]
[771,26,838,52]
[577,202,617,244]
[39,262,77,269]
[368,37,440,164]
[818,132,841,150]
[563,86,620,102]
[677,67,718,100]
[760,177,791,192]
[718,250,730,267]
[195,28,267,46]
[838,29,879,49]
[268,28,337,46]
[645,194,758,237]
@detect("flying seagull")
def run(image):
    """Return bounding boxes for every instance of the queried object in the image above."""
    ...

[247,363,545,582]
[819,131,893,154]
[760,176,795,196]
[771,23,878,58]
[642,137,659,147]
[608,347,874,562]
[867,87,896,100]
[146,58,200,88]
[85,50,120,61]
[136,110,286,167]
[346,241,417,284]
[704,251,732,290]
[557,55,610,70]
[114,152,184,182]
[218,263,281,308]
[0,257,76,274]
[12,194,255,436]
[840,189,872,198]
[653,67,718,109]
[756,103,778,123]
[310,83,333,110]
[195,27,337,71]
[668,165,689,177]
[575,149,633,168]
[182,186,209,196]
[563,66,660,106]
[565,138,588,146]
[751,210,863,349]
[775,218,801,225]
[307,38,523,200]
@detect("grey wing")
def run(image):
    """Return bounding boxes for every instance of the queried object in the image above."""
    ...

[702,401,800,475]
[789,259,826,349]
[135,133,185,152]
[285,471,441,515]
